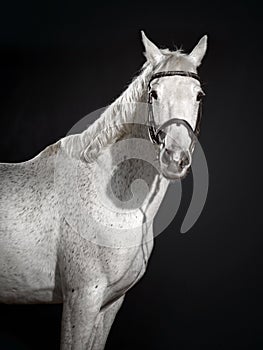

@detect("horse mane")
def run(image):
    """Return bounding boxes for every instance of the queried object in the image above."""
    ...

[79,60,153,162]
[61,49,187,162]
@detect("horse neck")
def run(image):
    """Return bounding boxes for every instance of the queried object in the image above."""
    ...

[90,83,169,218]
[59,61,170,236]
[60,61,154,162]
[73,62,152,159]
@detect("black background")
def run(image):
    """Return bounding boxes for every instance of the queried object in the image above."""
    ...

[0,0,262,349]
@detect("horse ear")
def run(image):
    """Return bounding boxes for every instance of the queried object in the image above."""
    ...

[141,31,163,64]
[189,35,208,67]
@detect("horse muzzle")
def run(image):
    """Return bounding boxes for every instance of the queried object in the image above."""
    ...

[159,147,192,180]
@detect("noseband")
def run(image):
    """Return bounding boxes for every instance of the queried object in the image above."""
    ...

[147,70,202,146]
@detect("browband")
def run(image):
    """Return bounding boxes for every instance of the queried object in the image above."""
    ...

[148,70,200,89]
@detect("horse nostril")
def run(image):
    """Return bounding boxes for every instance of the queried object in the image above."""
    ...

[179,154,190,169]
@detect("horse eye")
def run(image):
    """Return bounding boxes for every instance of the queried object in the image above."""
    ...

[150,90,158,100]
[197,91,205,102]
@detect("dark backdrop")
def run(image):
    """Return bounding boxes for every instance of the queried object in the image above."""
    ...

[0,0,262,349]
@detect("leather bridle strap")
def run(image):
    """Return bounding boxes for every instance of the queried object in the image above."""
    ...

[148,70,200,89]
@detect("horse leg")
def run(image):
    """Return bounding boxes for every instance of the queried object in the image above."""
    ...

[90,296,125,350]
[60,287,104,350]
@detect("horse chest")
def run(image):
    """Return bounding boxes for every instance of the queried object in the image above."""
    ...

[100,240,154,301]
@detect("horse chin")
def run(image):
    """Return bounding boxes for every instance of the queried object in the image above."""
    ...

[160,166,191,181]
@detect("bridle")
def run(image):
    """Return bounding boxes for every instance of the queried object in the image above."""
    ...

[147,70,203,146]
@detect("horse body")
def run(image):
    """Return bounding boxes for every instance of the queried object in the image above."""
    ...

[0,32,207,349]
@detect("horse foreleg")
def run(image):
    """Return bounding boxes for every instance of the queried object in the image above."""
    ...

[90,296,125,350]
[60,287,104,350]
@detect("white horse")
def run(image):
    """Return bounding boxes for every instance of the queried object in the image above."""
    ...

[0,32,207,349]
